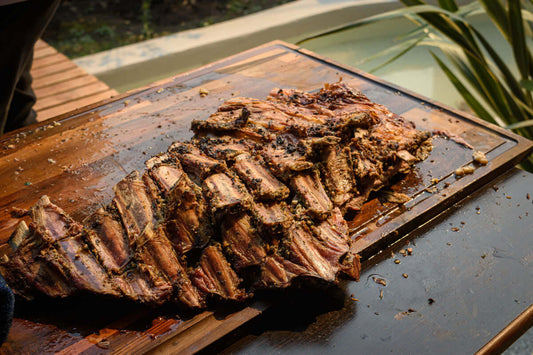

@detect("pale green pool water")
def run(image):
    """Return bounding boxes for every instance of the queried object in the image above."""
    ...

[301,14,515,112]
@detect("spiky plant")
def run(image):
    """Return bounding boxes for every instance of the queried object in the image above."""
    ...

[298,0,533,170]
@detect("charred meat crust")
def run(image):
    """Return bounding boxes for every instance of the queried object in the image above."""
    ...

[232,153,290,201]
[2,83,434,308]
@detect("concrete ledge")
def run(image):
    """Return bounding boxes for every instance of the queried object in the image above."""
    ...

[74,0,400,92]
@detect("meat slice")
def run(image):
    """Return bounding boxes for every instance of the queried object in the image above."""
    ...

[255,255,310,289]
[169,142,227,183]
[203,173,252,216]
[193,106,256,132]
[195,137,254,162]
[149,164,184,194]
[134,223,203,308]
[320,145,358,208]
[164,214,209,256]
[193,99,322,141]
[164,168,212,254]
[291,171,333,220]
[221,214,266,271]
[26,197,118,296]
[267,83,373,119]
[192,95,340,144]
[260,143,313,177]
[310,208,350,262]
[280,223,336,282]
[112,267,173,304]
[113,171,158,240]
[311,208,360,280]
[1,82,436,308]
[250,201,293,235]
[2,198,119,299]
[0,222,75,299]
[349,124,432,206]
[190,245,247,301]
[85,208,131,273]
[29,195,82,243]
[232,153,289,201]
[46,234,120,297]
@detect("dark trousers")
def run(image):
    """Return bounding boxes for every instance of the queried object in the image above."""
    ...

[0,0,61,135]
[0,273,14,345]
[0,0,60,344]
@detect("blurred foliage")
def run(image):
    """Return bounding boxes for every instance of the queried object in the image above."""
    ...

[43,0,293,58]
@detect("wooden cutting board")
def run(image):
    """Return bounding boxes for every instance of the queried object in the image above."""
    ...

[0,41,531,354]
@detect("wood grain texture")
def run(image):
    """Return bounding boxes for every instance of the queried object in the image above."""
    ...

[33,82,112,111]
[1,40,531,354]
[31,52,68,70]
[33,45,57,59]
[34,75,100,99]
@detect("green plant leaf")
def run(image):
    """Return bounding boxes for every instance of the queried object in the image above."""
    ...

[480,1,533,104]
[499,88,533,139]
[432,42,513,122]
[505,119,533,129]
[521,79,533,91]
[401,0,483,56]
[368,38,425,72]
[419,36,465,53]
[519,156,533,173]
[296,4,469,44]
[479,0,510,41]
[471,27,531,105]
[467,53,526,123]
[431,52,496,123]
[438,0,458,12]
[394,23,429,42]
[522,9,533,23]
[354,36,424,67]
[513,97,533,116]
[457,1,484,17]
[425,41,496,107]
[422,36,532,131]
[508,0,531,81]
[462,7,487,18]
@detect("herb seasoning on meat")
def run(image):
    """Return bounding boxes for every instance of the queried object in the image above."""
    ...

[0,83,432,308]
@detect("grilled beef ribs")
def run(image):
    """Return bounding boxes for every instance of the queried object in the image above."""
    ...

[0,83,432,307]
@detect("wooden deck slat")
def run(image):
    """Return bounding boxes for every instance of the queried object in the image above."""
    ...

[34,82,111,111]
[31,40,118,122]
[34,39,48,49]
[31,60,78,79]
[34,75,99,99]
[32,52,69,70]
[32,67,88,89]
[36,89,117,121]
[33,45,57,59]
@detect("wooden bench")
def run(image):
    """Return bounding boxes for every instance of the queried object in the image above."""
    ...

[31,40,118,122]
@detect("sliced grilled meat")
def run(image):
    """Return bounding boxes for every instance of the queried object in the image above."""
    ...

[165,169,212,254]
[190,244,247,301]
[250,201,293,235]
[232,153,290,201]
[2,83,435,309]
[221,214,266,271]
[291,171,333,220]
[203,173,252,216]
[85,208,131,274]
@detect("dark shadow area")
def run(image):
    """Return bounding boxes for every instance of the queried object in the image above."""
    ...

[200,282,355,354]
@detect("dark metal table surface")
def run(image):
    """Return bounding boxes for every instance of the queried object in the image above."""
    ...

[213,168,533,354]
